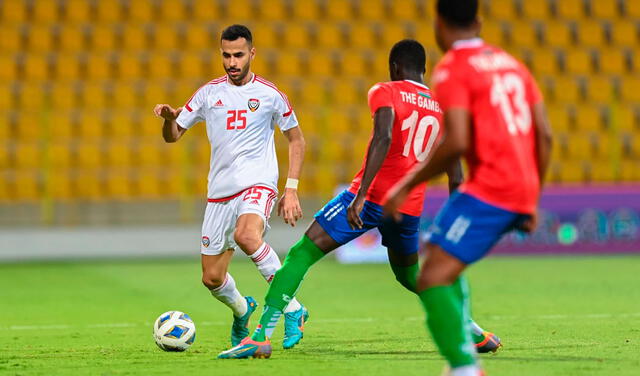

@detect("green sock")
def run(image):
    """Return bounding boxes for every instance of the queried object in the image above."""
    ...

[390,262,419,293]
[418,277,476,368]
[451,276,485,344]
[252,235,325,341]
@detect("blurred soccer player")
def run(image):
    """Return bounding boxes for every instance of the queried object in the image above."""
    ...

[153,24,308,349]
[218,40,499,359]
[383,1,553,375]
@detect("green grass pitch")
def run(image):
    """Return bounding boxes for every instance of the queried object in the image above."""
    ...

[1,255,639,375]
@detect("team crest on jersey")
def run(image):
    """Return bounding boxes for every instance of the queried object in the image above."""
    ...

[247,98,260,112]
[202,236,210,248]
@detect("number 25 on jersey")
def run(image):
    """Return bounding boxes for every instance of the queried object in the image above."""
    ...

[227,110,247,130]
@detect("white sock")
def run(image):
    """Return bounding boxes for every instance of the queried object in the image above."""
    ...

[451,364,482,376]
[209,273,248,318]
[250,242,303,313]
[470,320,484,336]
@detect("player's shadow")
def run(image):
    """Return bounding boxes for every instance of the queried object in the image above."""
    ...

[309,348,439,358]
[312,337,439,358]
[487,356,609,363]
[468,345,612,363]
[309,349,611,363]
[322,338,425,345]
[489,344,612,363]
[315,338,392,344]
[310,342,614,363]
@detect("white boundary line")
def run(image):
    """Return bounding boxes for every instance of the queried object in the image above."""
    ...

[4,312,640,331]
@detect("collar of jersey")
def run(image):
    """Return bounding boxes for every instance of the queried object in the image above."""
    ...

[451,37,484,50]
[225,73,256,87]
[404,79,430,90]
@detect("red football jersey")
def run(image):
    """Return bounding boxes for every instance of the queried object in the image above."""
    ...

[432,38,543,214]
[348,80,443,216]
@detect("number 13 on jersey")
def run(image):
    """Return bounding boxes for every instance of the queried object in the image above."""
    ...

[490,73,531,136]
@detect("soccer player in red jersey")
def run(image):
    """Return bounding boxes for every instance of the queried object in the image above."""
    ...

[384,1,553,375]
[219,40,498,359]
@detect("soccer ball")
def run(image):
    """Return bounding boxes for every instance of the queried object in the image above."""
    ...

[153,311,196,352]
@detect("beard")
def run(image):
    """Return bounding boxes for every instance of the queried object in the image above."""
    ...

[225,64,250,83]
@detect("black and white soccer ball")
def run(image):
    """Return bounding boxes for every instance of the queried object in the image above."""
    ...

[153,311,196,352]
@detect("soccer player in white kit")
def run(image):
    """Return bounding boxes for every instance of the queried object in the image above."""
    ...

[153,25,308,350]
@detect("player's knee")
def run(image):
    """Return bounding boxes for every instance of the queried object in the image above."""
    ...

[417,245,465,290]
[417,273,436,291]
[417,269,458,291]
[233,229,262,252]
[202,270,226,289]
[417,258,458,289]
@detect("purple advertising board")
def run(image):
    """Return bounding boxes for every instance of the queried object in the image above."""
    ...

[421,185,640,255]
[336,185,640,264]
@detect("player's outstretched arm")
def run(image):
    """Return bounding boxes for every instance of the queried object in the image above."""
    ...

[384,108,470,219]
[347,107,394,229]
[278,126,305,227]
[154,104,186,143]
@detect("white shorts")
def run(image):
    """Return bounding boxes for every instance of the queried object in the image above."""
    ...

[201,185,278,255]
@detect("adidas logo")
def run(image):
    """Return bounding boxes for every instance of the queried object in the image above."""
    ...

[250,199,259,205]
[214,99,224,107]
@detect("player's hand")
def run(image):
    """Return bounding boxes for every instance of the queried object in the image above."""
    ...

[517,209,538,233]
[383,185,409,222]
[278,188,302,227]
[153,104,182,121]
[346,193,366,230]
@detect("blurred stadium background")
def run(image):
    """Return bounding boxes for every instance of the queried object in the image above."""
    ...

[0,0,638,260]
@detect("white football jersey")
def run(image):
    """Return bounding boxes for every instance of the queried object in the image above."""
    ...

[176,74,298,200]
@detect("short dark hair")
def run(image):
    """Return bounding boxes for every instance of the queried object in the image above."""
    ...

[437,0,478,28]
[389,39,426,74]
[221,24,253,44]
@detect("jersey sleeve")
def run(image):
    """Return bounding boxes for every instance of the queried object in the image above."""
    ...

[432,64,471,111]
[176,84,207,129]
[273,90,298,131]
[367,83,394,116]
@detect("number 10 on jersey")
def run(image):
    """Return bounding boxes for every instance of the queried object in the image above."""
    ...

[401,110,440,162]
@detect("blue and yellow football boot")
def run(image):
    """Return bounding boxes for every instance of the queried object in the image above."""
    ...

[230,296,258,346]
[282,306,309,349]
[217,337,272,359]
